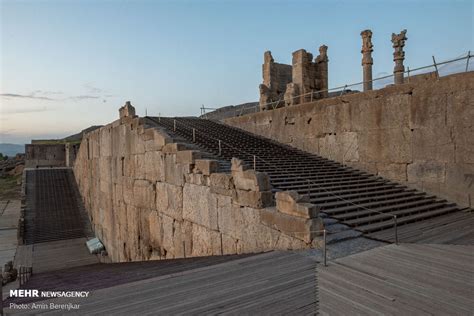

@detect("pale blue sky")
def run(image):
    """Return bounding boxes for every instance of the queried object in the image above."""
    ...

[1,0,473,144]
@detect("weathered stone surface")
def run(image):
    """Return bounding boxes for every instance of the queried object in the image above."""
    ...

[176,150,201,164]
[194,159,219,175]
[260,207,323,243]
[376,163,407,182]
[73,106,323,263]
[144,151,164,182]
[231,158,248,172]
[210,173,235,196]
[235,189,273,209]
[164,154,185,186]
[191,224,222,256]
[132,180,155,209]
[275,191,318,218]
[162,143,187,153]
[407,161,446,183]
[233,170,271,192]
[183,183,218,230]
[119,101,136,118]
[221,234,238,255]
[156,182,183,220]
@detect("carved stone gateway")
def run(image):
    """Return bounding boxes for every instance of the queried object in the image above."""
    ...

[392,29,407,84]
[259,51,292,111]
[258,46,329,111]
[361,30,374,91]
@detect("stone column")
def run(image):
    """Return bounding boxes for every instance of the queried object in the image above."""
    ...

[292,49,314,104]
[361,30,373,91]
[315,45,329,98]
[391,29,407,85]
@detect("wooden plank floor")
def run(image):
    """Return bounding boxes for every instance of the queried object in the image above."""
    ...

[0,199,20,268]
[6,251,318,315]
[31,238,99,273]
[367,210,474,244]
[319,243,474,315]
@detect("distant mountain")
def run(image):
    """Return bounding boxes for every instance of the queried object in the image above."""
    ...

[0,143,24,157]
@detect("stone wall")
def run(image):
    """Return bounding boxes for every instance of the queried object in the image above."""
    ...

[73,109,323,262]
[224,72,474,208]
[25,144,66,168]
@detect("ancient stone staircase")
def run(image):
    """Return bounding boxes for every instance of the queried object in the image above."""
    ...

[146,117,470,243]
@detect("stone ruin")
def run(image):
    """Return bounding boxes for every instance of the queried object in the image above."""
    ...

[259,29,410,111]
[259,46,329,111]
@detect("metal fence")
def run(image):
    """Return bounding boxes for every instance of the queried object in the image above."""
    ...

[201,51,473,118]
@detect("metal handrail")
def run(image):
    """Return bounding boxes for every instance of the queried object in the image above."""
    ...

[238,52,473,115]
[291,229,328,266]
[158,117,401,244]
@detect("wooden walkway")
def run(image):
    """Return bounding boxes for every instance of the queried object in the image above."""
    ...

[30,238,99,273]
[319,243,474,315]
[6,251,318,315]
[0,200,20,268]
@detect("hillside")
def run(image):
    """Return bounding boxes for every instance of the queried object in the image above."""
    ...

[0,143,24,157]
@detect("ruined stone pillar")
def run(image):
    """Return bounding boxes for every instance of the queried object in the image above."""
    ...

[392,29,407,85]
[315,45,329,98]
[361,30,373,91]
[292,49,313,104]
[119,101,136,118]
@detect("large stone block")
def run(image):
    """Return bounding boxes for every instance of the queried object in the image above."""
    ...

[412,127,455,163]
[376,163,407,182]
[447,89,474,128]
[359,127,412,164]
[164,154,186,186]
[233,170,271,192]
[217,199,261,240]
[155,182,183,220]
[191,224,222,256]
[134,154,146,179]
[132,179,156,209]
[176,150,201,164]
[210,173,234,197]
[410,91,447,129]
[183,183,218,230]
[221,234,238,255]
[443,163,474,208]
[275,191,318,218]
[407,161,446,183]
[144,151,165,182]
[454,126,474,164]
[259,207,323,243]
[235,189,273,209]
[194,159,219,176]
[162,143,187,153]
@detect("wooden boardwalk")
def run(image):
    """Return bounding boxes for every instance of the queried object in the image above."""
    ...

[319,243,474,315]
[30,238,99,273]
[0,200,20,268]
[6,251,318,315]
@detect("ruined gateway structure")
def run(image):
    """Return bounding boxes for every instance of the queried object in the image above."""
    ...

[259,46,329,110]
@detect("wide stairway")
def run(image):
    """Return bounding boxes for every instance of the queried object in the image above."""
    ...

[146,117,472,243]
